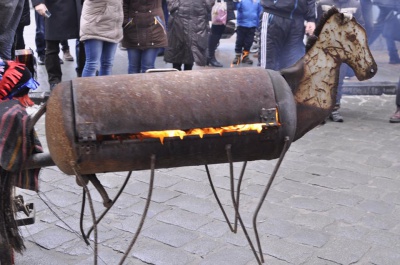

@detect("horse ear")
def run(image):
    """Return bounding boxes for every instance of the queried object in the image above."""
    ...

[340,12,353,24]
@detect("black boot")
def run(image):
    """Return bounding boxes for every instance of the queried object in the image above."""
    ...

[207,56,223,67]
[207,32,223,67]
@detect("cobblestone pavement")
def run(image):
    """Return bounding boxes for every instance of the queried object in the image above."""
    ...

[14,93,400,265]
[11,7,400,265]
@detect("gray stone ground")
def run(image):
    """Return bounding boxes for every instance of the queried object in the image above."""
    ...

[11,7,400,265]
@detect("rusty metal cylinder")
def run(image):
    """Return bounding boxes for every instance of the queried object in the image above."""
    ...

[45,68,296,175]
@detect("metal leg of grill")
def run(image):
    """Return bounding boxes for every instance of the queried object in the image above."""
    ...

[206,137,291,264]
[252,136,291,263]
[118,155,156,265]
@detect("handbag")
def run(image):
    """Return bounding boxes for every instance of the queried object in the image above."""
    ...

[211,0,227,25]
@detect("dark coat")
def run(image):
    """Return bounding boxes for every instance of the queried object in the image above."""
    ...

[19,0,31,27]
[262,0,316,22]
[164,0,214,66]
[31,0,82,40]
[121,0,168,49]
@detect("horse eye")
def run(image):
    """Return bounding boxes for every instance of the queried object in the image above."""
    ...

[347,33,356,42]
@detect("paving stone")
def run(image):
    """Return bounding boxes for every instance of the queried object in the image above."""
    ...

[166,194,219,215]
[317,189,363,207]
[130,238,196,265]
[198,246,256,265]
[170,179,213,199]
[197,219,231,238]
[260,236,314,264]
[362,229,400,248]
[329,168,372,185]
[274,179,323,197]
[308,176,356,190]
[326,205,366,224]
[31,227,77,250]
[257,218,298,238]
[365,156,393,168]
[39,189,82,208]
[361,212,399,230]
[323,223,370,241]
[283,170,319,183]
[316,237,370,264]
[284,197,332,212]
[286,227,329,247]
[155,208,212,231]
[369,177,400,192]
[358,199,395,214]
[292,212,335,230]
[183,236,225,257]
[361,246,400,265]
[141,222,199,248]
[148,187,181,203]
[128,199,171,218]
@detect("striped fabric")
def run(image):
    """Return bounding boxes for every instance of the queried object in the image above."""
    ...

[0,100,43,191]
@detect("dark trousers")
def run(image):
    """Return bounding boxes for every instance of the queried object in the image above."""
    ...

[397,78,400,107]
[45,40,62,84]
[172,63,193,71]
[235,26,256,54]
[34,12,46,57]
[208,24,225,58]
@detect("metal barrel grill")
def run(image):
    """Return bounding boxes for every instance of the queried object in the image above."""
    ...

[44,67,297,176]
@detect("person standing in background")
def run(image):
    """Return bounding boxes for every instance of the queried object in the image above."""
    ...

[207,0,236,67]
[122,0,168,74]
[259,0,316,70]
[164,0,214,71]
[13,0,31,53]
[316,0,364,122]
[389,78,400,123]
[80,0,123,77]
[0,0,24,60]
[31,0,82,90]
[231,0,262,66]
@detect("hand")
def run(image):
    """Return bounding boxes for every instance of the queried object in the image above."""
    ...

[34,3,48,17]
[305,22,316,36]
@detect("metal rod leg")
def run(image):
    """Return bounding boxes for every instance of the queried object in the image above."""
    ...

[253,136,291,263]
[118,155,156,265]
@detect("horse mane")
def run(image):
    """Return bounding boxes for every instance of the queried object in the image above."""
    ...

[305,7,340,52]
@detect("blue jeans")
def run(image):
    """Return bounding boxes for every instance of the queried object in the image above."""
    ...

[82,39,118,77]
[127,48,159,74]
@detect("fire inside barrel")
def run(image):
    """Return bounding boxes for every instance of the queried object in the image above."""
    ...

[45,68,296,175]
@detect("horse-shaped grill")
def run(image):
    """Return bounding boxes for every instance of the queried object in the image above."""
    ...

[1,7,377,265]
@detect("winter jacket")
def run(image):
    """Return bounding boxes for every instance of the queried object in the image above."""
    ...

[261,0,316,22]
[121,0,168,49]
[317,0,364,26]
[80,0,123,43]
[31,0,82,40]
[164,0,214,66]
[235,0,263,28]
[373,0,400,8]
[19,0,31,27]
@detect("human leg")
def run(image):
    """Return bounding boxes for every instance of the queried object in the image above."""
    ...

[389,78,400,123]
[329,64,347,122]
[280,18,305,69]
[172,63,182,71]
[45,40,62,88]
[241,27,255,65]
[34,12,46,64]
[82,39,103,77]
[232,26,245,65]
[183,64,193,71]
[0,0,24,60]
[127,48,142,74]
[207,24,225,67]
[14,25,26,50]
[61,39,74,61]
[140,48,159,73]
[75,39,86,77]
[98,41,118,76]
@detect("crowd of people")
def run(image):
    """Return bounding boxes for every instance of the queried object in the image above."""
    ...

[0,0,399,123]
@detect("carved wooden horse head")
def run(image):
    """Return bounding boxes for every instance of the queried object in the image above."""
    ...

[282,7,378,141]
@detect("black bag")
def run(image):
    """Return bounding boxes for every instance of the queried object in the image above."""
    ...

[383,11,400,41]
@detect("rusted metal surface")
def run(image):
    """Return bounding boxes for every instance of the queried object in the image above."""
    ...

[45,68,296,175]
[282,11,377,141]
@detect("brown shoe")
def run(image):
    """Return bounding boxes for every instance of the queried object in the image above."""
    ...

[63,50,74,61]
[389,110,400,123]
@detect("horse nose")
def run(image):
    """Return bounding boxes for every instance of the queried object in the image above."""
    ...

[368,62,378,78]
